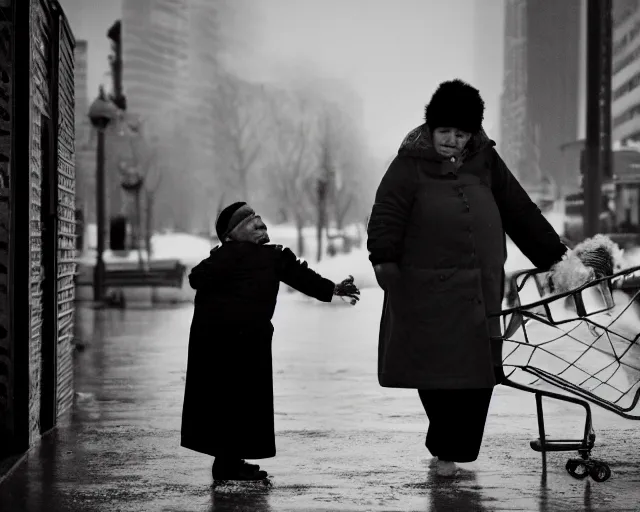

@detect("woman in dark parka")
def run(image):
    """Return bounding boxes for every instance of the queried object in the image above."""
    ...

[182,202,360,481]
[367,79,567,477]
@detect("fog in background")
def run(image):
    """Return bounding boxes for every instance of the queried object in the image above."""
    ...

[62,0,504,158]
[60,0,505,249]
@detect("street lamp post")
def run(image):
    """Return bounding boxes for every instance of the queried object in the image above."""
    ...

[88,86,117,302]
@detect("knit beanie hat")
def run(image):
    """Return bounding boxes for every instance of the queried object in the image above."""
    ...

[425,79,485,134]
[216,202,255,241]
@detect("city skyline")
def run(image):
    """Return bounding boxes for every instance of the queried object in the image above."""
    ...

[58,0,123,97]
[59,0,505,163]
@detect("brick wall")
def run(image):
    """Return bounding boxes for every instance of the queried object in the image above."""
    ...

[56,15,76,416]
[28,0,49,444]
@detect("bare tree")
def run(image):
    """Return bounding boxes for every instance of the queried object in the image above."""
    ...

[143,162,164,260]
[110,116,155,265]
[262,89,319,256]
[314,113,335,261]
[314,101,371,254]
[211,71,268,203]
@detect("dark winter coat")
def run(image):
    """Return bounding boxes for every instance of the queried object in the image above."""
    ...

[367,125,567,390]
[181,241,335,459]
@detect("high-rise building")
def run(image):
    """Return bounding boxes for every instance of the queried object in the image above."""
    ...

[121,0,189,125]
[500,0,582,194]
[472,0,505,146]
[120,0,219,232]
[182,0,220,228]
[611,0,640,146]
[500,0,528,183]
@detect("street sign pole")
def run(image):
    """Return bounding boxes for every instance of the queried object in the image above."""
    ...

[584,0,612,239]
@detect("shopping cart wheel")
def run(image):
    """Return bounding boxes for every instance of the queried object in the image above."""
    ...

[589,462,611,482]
[565,459,590,479]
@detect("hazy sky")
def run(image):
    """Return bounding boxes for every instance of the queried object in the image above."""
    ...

[59,0,504,161]
[59,0,123,95]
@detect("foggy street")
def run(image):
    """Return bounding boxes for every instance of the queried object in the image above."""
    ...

[4,0,640,511]
[1,288,640,512]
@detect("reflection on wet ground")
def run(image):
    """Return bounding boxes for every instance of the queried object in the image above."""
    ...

[1,290,640,511]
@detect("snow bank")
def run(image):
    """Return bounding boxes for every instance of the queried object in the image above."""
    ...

[309,248,378,290]
[151,232,212,265]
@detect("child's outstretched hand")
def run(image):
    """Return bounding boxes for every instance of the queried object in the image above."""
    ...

[334,275,360,305]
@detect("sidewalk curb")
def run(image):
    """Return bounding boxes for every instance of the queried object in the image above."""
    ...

[0,452,28,487]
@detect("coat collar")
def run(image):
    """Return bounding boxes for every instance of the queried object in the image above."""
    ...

[397,124,495,172]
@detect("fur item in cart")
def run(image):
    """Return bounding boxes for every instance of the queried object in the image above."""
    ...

[549,235,625,294]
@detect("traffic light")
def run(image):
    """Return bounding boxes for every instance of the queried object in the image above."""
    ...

[107,20,126,111]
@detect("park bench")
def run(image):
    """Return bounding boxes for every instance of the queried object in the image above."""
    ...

[102,260,186,289]
[100,260,187,308]
[75,259,187,308]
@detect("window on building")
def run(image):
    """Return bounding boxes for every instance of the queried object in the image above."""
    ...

[613,70,640,100]
[613,103,640,128]
[613,18,640,58]
[613,44,640,74]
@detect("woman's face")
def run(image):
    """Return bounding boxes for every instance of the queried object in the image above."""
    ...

[432,127,472,158]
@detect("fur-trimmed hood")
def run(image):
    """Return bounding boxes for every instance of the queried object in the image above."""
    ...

[398,123,495,163]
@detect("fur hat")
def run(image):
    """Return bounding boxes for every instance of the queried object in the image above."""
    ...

[425,79,485,134]
[216,201,255,241]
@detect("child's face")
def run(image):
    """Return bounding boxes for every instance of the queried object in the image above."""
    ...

[229,214,270,245]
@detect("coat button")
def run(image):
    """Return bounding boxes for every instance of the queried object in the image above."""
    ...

[439,275,445,281]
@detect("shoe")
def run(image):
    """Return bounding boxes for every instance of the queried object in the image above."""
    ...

[212,459,268,481]
[240,459,260,471]
[435,458,458,477]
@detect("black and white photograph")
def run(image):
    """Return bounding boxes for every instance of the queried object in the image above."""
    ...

[1,0,640,510]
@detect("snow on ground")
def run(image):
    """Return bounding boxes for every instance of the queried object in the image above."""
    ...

[311,248,377,289]
[150,232,212,266]
[311,239,535,291]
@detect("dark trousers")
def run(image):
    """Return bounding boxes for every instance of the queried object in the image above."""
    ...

[418,388,493,463]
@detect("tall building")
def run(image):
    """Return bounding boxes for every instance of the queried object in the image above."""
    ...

[121,0,189,125]
[120,0,220,232]
[611,0,640,146]
[472,0,505,146]
[182,0,221,231]
[500,0,582,194]
[500,0,528,183]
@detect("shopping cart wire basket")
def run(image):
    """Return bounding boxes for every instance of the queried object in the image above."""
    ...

[491,264,640,482]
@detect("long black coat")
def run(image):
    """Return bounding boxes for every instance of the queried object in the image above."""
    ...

[367,125,566,390]
[181,241,335,459]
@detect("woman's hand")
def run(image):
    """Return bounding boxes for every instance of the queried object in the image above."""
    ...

[373,263,400,291]
[334,275,360,305]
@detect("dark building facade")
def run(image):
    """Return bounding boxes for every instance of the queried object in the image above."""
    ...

[0,0,76,468]
[611,0,640,146]
[500,0,582,194]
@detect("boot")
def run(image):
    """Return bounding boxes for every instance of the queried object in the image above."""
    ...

[212,458,268,481]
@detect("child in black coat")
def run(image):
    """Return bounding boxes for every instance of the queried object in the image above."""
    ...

[181,202,360,481]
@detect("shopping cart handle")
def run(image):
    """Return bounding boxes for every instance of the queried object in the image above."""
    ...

[501,265,640,325]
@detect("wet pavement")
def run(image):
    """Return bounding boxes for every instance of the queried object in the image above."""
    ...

[1,289,640,511]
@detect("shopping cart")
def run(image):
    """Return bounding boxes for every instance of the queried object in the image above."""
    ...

[491,265,640,482]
